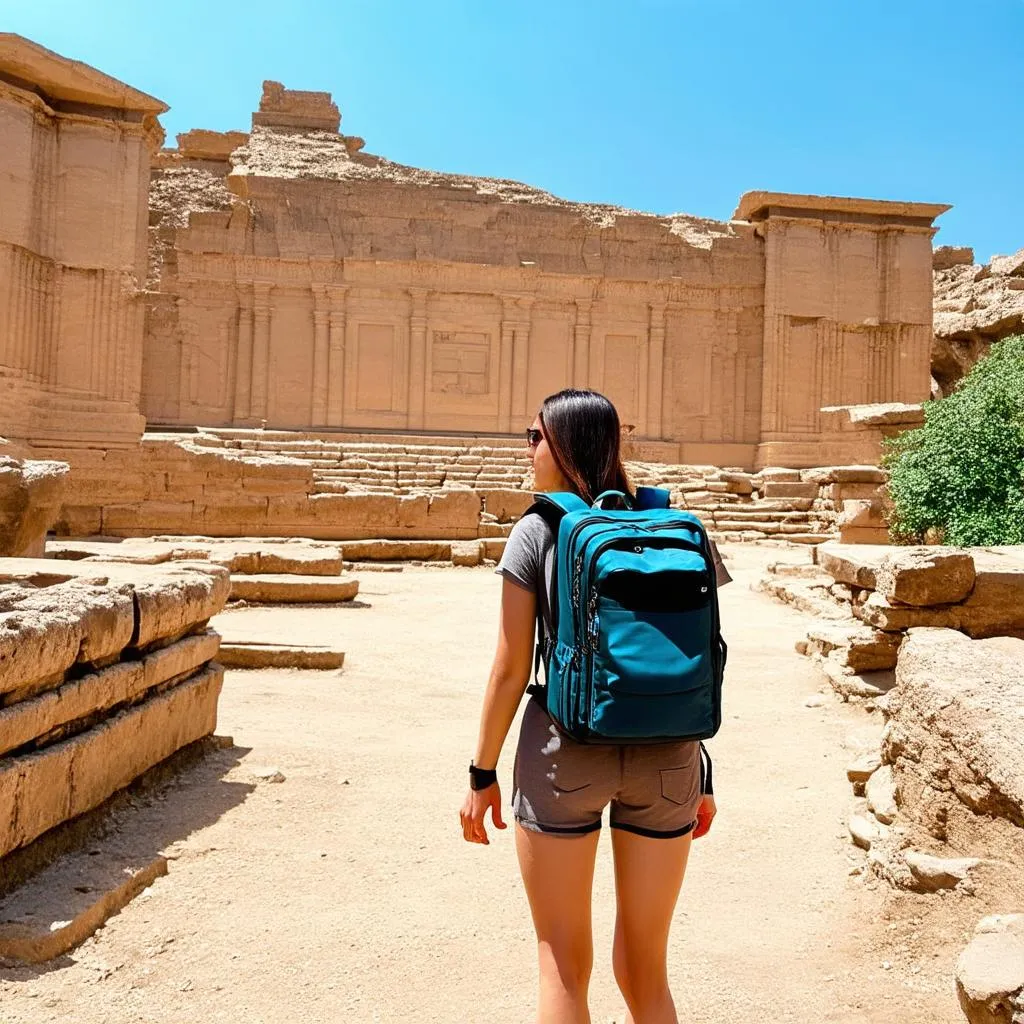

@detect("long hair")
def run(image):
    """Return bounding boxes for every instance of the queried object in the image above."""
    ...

[538,388,631,505]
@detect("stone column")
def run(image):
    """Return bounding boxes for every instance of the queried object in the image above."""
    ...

[233,287,254,423]
[311,286,330,426]
[406,287,429,430]
[326,285,348,427]
[573,299,591,387]
[647,302,666,439]
[498,298,516,433]
[250,283,273,421]
[510,297,533,424]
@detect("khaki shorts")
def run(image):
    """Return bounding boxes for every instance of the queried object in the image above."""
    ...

[512,697,703,839]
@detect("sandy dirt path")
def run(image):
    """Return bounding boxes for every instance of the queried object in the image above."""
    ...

[0,545,975,1023]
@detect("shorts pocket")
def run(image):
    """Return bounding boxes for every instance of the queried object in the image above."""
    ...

[660,765,699,807]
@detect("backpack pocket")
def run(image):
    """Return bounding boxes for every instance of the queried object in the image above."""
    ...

[592,595,713,697]
[588,577,716,740]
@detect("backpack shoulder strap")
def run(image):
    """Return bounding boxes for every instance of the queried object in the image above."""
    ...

[521,492,586,696]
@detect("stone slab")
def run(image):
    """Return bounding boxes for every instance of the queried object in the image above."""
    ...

[0,665,223,858]
[815,542,891,588]
[875,547,976,607]
[229,574,360,604]
[0,851,167,963]
[340,540,453,562]
[218,642,344,670]
[0,630,220,759]
[883,629,1024,847]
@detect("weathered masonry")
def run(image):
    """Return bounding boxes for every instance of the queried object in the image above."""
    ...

[144,83,947,469]
[0,34,166,447]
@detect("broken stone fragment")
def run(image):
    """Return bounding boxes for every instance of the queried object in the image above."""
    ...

[956,913,1024,1024]
[874,547,976,607]
[849,810,887,850]
[847,752,882,789]
[904,849,981,892]
[866,765,898,825]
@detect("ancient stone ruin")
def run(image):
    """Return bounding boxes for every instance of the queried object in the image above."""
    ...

[0,30,1022,1024]
[933,244,1024,395]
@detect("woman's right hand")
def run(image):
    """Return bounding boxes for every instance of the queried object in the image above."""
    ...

[460,784,506,844]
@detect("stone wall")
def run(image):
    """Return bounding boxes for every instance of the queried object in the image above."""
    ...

[0,558,228,862]
[142,81,947,470]
[0,35,166,447]
[30,429,877,544]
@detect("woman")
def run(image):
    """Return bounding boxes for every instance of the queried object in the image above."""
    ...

[460,388,731,1024]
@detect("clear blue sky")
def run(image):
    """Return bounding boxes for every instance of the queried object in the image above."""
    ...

[7,0,1022,260]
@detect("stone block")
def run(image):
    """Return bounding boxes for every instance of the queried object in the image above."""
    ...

[875,547,976,607]
[217,642,344,670]
[816,542,891,588]
[451,541,483,567]
[127,564,231,648]
[800,466,888,485]
[956,914,1024,1024]
[759,468,802,482]
[883,629,1024,845]
[141,630,221,689]
[479,488,534,522]
[761,481,820,499]
[0,458,69,557]
[229,573,359,604]
[838,525,890,545]
[0,662,143,758]
[341,540,452,561]
[482,539,508,561]
[854,591,959,632]
[817,482,879,504]
[957,548,1024,639]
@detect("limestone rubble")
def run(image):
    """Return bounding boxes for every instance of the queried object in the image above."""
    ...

[932,244,1024,395]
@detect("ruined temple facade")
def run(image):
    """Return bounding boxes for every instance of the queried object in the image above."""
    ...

[145,84,947,469]
[0,34,166,447]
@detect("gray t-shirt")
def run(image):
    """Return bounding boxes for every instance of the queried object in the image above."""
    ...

[496,514,732,648]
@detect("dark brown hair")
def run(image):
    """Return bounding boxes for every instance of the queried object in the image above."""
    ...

[538,388,631,505]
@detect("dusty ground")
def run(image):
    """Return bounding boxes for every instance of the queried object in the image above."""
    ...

[0,544,992,1023]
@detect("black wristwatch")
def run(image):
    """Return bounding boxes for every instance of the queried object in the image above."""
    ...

[469,763,498,790]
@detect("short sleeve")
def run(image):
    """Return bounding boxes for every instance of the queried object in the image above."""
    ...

[708,537,733,588]
[496,514,549,594]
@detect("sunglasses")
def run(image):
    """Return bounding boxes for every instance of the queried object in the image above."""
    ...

[525,428,544,448]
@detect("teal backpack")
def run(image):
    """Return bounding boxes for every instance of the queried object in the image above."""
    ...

[526,486,727,749]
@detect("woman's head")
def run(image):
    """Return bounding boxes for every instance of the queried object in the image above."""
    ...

[527,388,630,503]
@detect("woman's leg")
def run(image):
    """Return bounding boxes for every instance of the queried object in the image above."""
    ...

[610,829,692,1024]
[516,823,602,1024]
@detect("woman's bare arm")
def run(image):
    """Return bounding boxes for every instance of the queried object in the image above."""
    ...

[473,578,537,769]
[460,578,536,844]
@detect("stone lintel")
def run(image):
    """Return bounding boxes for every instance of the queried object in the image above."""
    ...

[734,191,950,228]
[0,33,167,116]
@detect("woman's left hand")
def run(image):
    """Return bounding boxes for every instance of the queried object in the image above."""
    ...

[460,784,506,845]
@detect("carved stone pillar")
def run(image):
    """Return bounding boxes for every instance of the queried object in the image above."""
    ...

[234,287,254,423]
[407,287,428,430]
[573,299,591,387]
[326,285,348,427]
[498,299,515,433]
[510,297,533,424]
[250,283,273,420]
[647,302,666,439]
[311,286,330,425]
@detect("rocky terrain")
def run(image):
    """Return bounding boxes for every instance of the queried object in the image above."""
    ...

[932,245,1024,395]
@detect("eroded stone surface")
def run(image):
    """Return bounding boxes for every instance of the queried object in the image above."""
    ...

[874,547,976,607]
[0,457,69,557]
[956,914,1024,1024]
[882,629,1024,858]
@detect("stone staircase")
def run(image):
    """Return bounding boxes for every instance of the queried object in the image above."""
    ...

[184,430,840,545]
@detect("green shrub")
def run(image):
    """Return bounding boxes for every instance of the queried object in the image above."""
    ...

[883,334,1024,546]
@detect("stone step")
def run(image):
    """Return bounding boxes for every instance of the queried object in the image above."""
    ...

[228,574,361,603]
[218,641,345,670]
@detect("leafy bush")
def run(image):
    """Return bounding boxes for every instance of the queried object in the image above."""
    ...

[884,334,1024,546]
